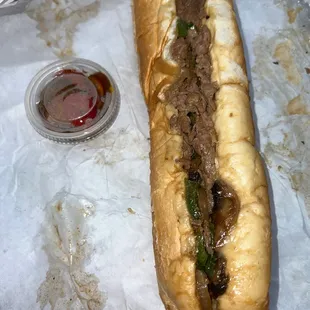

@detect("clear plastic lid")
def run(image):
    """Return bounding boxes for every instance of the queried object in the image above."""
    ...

[25,58,120,144]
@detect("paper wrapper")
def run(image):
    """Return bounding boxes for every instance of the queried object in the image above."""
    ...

[0,0,309,309]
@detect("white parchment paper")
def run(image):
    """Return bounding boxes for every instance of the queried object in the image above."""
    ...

[0,0,309,309]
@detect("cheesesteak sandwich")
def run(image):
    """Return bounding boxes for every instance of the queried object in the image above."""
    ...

[133,0,271,309]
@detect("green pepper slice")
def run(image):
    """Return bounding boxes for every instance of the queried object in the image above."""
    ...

[185,179,201,220]
[204,253,217,278]
[177,19,194,38]
[196,234,208,270]
[196,234,216,278]
[209,221,215,248]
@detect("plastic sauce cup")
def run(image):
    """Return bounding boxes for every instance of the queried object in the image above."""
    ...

[25,58,120,144]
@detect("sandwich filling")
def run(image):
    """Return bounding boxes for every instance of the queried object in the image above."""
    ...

[165,0,240,307]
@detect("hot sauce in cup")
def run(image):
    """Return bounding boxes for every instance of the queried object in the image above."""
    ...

[25,58,120,144]
[38,69,113,128]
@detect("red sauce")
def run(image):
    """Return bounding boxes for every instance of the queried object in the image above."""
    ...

[39,69,113,128]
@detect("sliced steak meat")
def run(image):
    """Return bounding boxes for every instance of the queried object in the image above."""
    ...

[171,37,189,67]
[166,25,217,192]
[165,0,239,306]
[176,0,206,26]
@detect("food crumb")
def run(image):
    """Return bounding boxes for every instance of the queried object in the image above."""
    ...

[305,68,310,74]
[278,165,283,171]
[142,258,145,262]
[273,61,279,65]
[127,208,136,215]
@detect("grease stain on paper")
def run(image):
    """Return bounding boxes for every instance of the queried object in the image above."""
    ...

[92,127,149,166]
[252,29,309,111]
[273,40,302,85]
[26,0,100,57]
[37,192,106,310]
[287,7,303,23]
[252,9,310,221]
[287,95,309,115]
[262,120,310,218]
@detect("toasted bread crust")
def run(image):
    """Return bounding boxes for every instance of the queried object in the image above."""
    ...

[133,0,271,309]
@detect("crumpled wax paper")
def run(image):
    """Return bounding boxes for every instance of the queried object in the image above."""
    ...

[0,0,309,309]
